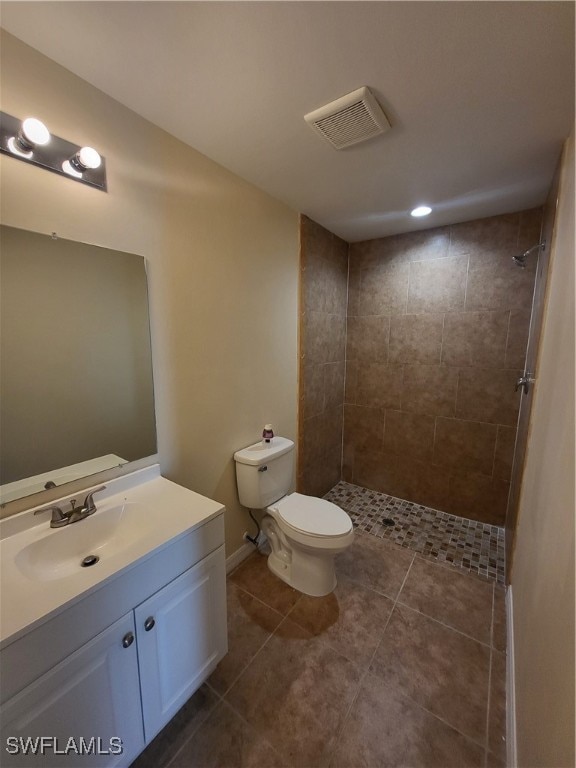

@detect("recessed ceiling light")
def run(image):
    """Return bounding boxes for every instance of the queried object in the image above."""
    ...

[411,206,432,217]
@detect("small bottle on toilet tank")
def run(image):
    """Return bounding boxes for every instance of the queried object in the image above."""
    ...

[262,424,274,444]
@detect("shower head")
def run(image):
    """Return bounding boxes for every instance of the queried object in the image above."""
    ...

[512,241,545,268]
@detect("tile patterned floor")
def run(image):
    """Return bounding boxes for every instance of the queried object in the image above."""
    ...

[131,531,507,768]
[324,481,506,584]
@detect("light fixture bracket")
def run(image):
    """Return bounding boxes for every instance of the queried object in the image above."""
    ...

[0,112,107,192]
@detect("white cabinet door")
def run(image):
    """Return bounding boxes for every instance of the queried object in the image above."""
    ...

[135,546,227,742]
[0,613,144,768]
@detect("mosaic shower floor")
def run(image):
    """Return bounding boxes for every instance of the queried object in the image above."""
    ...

[324,481,505,583]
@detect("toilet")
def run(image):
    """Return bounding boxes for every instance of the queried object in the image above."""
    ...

[234,436,354,596]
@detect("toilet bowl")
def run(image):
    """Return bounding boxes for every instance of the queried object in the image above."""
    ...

[263,492,354,596]
[234,437,354,597]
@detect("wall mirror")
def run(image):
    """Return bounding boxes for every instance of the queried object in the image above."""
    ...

[0,225,157,505]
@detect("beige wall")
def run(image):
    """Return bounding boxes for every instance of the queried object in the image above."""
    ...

[345,211,541,525]
[511,132,575,766]
[0,31,299,557]
[297,216,348,497]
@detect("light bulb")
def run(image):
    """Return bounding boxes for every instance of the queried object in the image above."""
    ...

[77,147,101,170]
[410,206,432,218]
[7,136,33,159]
[62,160,83,178]
[21,118,50,146]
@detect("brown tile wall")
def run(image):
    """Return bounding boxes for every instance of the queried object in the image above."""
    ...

[344,209,542,525]
[298,216,349,496]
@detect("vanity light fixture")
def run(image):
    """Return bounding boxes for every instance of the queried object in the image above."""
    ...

[0,112,107,191]
[410,205,432,217]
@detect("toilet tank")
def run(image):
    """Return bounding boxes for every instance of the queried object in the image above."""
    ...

[234,437,294,509]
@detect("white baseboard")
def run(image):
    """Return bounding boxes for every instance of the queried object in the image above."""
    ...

[506,585,517,768]
[225,530,269,574]
[225,541,254,574]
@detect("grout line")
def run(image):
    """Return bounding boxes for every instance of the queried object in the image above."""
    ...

[326,551,417,765]
[503,308,513,370]
[166,693,222,767]
[463,253,471,310]
[394,598,493,649]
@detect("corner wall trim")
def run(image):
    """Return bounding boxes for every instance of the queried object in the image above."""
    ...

[506,585,518,768]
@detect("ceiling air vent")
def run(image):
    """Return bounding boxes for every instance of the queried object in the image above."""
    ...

[304,87,391,150]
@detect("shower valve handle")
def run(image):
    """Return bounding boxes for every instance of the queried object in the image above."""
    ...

[515,373,535,395]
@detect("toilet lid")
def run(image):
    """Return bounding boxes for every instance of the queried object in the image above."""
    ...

[272,493,352,537]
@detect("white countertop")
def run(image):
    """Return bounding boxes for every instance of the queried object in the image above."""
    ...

[0,466,225,647]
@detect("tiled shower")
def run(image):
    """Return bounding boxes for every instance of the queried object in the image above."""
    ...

[298,209,542,575]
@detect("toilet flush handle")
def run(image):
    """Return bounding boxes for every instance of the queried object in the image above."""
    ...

[258,465,268,472]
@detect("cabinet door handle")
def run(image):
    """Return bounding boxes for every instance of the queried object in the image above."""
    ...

[122,631,135,648]
[144,616,155,632]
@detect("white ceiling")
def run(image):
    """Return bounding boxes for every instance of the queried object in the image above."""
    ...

[1,1,574,241]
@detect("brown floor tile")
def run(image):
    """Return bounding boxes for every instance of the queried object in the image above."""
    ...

[225,617,362,766]
[209,583,283,694]
[289,574,394,667]
[493,585,507,651]
[170,700,287,768]
[397,556,494,644]
[370,604,490,745]
[330,672,485,768]
[229,553,300,615]
[130,684,219,768]
[489,650,507,760]
[335,531,414,599]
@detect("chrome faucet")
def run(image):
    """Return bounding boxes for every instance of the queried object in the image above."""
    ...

[34,486,107,528]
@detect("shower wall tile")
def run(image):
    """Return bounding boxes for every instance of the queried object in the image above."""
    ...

[394,456,452,511]
[442,310,509,368]
[324,361,346,410]
[345,209,542,526]
[355,362,404,409]
[505,308,531,369]
[352,449,399,495]
[517,207,545,253]
[346,315,390,364]
[389,314,443,364]
[357,261,410,316]
[433,417,498,477]
[493,426,516,481]
[465,250,536,312]
[344,359,358,405]
[298,216,348,497]
[401,364,459,417]
[302,363,325,420]
[344,405,385,455]
[355,227,451,265]
[347,265,361,317]
[449,212,519,258]
[456,367,522,426]
[303,312,346,365]
[382,410,435,462]
[407,255,468,314]
[448,473,510,526]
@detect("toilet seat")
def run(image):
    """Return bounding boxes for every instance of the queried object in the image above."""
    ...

[269,492,352,538]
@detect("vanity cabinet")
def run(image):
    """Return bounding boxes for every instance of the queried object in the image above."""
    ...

[0,518,227,768]
[0,613,144,767]
[136,551,225,742]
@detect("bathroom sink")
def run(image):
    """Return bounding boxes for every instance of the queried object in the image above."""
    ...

[0,465,226,647]
[15,501,156,581]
